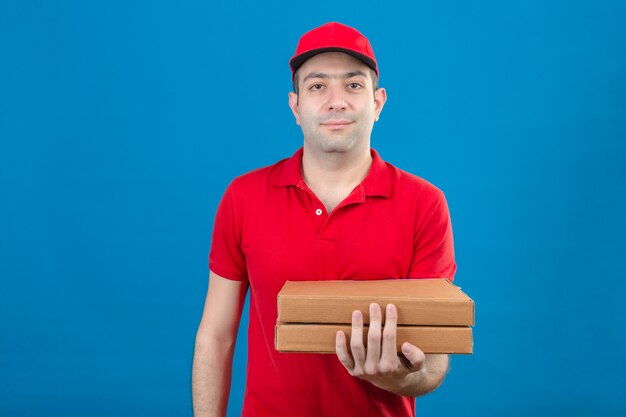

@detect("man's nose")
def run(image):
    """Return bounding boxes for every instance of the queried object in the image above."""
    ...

[326,86,347,111]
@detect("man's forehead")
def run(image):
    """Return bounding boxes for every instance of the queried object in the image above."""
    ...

[302,70,368,83]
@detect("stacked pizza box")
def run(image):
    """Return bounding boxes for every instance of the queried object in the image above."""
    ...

[275,279,474,354]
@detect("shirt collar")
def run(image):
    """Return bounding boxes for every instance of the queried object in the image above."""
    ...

[274,147,392,198]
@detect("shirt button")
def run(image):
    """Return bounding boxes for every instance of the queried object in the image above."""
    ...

[315,208,323,216]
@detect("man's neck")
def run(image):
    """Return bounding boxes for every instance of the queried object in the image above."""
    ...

[301,144,373,212]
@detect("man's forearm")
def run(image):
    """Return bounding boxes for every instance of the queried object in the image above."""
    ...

[192,336,235,417]
[390,354,449,397]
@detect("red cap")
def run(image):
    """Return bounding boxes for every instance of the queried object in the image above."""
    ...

[289,22,378,80]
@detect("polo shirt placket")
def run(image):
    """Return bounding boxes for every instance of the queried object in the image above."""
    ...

[295,174,372,280]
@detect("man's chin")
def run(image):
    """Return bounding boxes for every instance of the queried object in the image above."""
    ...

[303,132,362,154]
[319,139,354,153]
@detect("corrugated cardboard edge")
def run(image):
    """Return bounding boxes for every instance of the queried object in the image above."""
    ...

[275,323,473,354]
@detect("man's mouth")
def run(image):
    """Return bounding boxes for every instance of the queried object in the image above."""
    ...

[321,120,354,129]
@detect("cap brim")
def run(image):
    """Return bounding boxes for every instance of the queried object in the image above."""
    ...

[290,47,378,77]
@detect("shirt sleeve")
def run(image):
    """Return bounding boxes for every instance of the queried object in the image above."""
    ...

[208,182,248,282]
[408,190,457,281]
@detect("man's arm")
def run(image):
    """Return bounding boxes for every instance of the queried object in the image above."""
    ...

[336,303,449,397]
[192,272,248,417]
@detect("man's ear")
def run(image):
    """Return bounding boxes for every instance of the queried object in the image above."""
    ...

[374,87,387,122]
[288,92,301,126]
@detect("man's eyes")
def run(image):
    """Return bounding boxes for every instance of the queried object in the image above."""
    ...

[308,82,364,91]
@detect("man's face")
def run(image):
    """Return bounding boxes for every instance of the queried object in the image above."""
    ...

[288,52,386,155]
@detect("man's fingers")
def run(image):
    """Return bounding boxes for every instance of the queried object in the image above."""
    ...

[335,331,354,370]
[380,304,398,365]
[401,342,426,371]
[365,303,382,374]
[350,310,366,369]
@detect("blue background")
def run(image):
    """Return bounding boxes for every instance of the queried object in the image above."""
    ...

[1,1,625,416]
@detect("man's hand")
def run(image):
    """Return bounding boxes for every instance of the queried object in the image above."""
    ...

[335,303,447,397]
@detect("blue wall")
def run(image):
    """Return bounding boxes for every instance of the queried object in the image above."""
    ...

[1,1,625,416]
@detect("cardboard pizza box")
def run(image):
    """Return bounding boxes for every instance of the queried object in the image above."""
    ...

[277,279,474,326]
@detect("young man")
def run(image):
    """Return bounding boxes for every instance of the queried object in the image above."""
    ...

[192,22,456,417]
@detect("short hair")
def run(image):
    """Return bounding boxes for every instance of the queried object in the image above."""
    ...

[292,67,379,95]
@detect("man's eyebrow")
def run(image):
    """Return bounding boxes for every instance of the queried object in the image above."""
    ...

[344,70,367,79]
[302,72,329,83]
[302,70,368,83]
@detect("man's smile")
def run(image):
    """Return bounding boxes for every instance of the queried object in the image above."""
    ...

[320,120,354,130]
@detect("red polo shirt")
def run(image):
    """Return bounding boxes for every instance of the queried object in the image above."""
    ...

[209,147,456,417]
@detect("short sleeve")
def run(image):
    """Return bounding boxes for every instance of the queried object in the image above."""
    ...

[408,190,457,281]
[208,182,248,282]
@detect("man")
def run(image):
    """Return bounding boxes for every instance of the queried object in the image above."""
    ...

[192,22,456,417]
